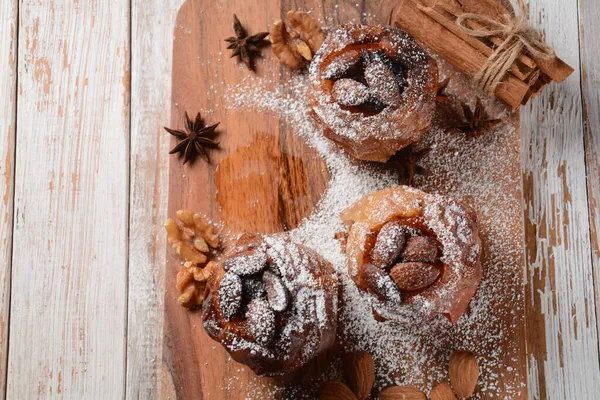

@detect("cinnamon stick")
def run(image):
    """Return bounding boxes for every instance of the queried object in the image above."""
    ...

[444,0,574,82]
[522,74,550,104]
[428,1,538,71]
[394,0,573,108]
[416,4,537,82]
[394,0,530,109]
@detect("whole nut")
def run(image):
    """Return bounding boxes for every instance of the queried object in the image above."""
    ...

[285,10,325,54]
[390,262,440,291]
[318,380,357,400]
[343,351,374,399]
[246,299,275,346]
[449,350,479,398]
[430,382,456,400]
[263,271,290,312]
[371,221,408,267]
[402,236,439,263]
[378,385,427,400]
[332,79,371,107]
[165,218,206,264]
[269,10,325,70]
[175,262,216,308]
[218,272,243,321]
[362,262,402,306]
[165,210,219,264]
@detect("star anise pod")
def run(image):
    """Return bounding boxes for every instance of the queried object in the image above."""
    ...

[225,14,270,71]
[457,97,502,138]
[165,111,219,164]
[390,145,430,186]
[436,78,450,103]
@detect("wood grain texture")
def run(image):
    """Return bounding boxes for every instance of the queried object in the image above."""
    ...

[6,1,130,398]
[164,2,326,398]
[164,1,526,398]
[579,0,600,342]
[126,1,181,398]
[163,2,353,398]
[0,1,17,398]
[521,0,600,399]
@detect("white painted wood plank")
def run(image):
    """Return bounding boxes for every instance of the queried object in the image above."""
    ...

[578,0,600,340]
[6,1,130,398]
[521,0,600,399]
[0,1,17,398]
[126,0,181,397]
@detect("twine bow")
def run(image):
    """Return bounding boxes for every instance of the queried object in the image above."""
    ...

[455,0,555,94]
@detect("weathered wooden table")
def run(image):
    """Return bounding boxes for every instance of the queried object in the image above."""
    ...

[0,0,598,399]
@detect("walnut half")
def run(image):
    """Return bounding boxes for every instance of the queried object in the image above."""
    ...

[269,10,325,70]
[165,209,219,264]
[176,261,217,308]
[165,210,220,309]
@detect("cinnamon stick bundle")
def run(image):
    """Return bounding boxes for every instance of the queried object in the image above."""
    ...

[394,0,573,109]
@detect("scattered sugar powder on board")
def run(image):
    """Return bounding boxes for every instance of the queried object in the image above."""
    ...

[220,73,525,398]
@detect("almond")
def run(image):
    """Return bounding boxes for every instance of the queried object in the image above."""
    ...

[343,351,374,399]
[449,350,479,398]
[332,79,371,107]
[263,271,290,311]
[245,299,275,346]
[378,385,427,400]
[318,380,357,400]
[401,236,439,263]
[364,53,401,106]
[218,272,243,321]
[223,250,267,276]
[430,382,456,400]
[362,262,402,305]
[390,262,440,291]
[371,221,408,267]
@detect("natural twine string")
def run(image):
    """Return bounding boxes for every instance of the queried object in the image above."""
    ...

[455,0,555,94]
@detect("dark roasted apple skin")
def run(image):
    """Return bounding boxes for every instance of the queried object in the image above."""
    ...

[202,233,339,376]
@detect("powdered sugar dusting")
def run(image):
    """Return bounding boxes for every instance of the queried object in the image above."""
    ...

[204,233,339,378]
[220,67,524,397]
[224,250,268,275]
[308,25,435,146]
[218,272,243,321]
[246,299,276,346]
[263,271,289,311]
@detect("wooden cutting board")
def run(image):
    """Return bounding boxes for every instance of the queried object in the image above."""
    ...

[162,1,527,398]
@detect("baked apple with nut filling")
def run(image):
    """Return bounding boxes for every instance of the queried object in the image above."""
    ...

[341,186,482,323]
[308,24,438,162]
[202,233,339,376]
